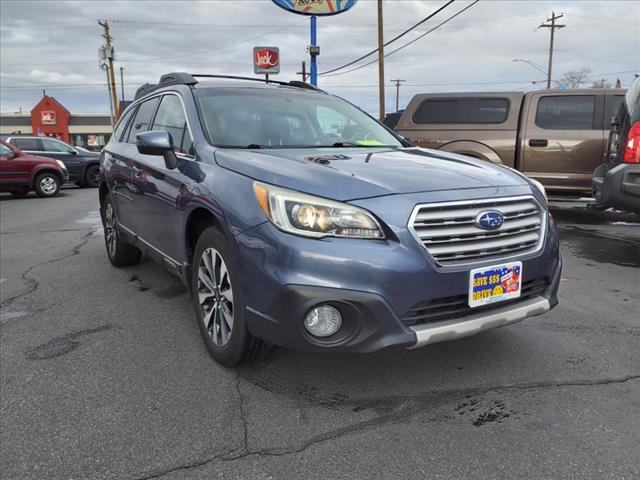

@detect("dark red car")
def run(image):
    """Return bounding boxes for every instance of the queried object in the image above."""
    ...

[0,139,69,197]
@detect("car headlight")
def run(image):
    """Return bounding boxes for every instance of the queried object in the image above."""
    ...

[529,178,548,203]
[56,160,67,170]
[253,182,384,239]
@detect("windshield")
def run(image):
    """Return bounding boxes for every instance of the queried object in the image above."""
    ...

[196,87,402,149]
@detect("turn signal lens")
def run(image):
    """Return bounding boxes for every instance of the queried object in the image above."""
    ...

[253,184,270,216]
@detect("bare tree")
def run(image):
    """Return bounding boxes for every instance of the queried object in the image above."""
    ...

[559,68,592,88]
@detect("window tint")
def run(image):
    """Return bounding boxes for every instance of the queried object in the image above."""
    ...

[126,97,159,143]
[12,137,42,151]
[535,95,595,130]
[0,143,12,157]
[413,98,509,124]
[152,95,193,154]
[113,107,135,143]
[41,138,74,152]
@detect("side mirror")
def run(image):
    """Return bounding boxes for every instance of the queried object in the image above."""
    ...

[136,130,178,170]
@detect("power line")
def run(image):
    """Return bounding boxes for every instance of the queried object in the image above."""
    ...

[319,0,455,76]
[323,0,479,78]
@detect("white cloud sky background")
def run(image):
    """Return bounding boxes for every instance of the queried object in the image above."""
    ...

[1,0,638,116]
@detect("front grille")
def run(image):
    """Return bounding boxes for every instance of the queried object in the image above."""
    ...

[402,277,549,327]
[409,196,546,266]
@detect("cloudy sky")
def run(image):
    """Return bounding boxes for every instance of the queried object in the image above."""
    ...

[1,0,638,117]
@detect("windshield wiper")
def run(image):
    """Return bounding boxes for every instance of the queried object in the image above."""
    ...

[316,142,399,148]
[216,144,274,149]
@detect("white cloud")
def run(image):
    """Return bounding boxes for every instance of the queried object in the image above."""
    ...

[1,0,638,115]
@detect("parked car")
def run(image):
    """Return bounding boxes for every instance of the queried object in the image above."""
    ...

[382,110,403,130]
[99,72,561,366]
[4,135,100,187]
[592,78,640,213]
[0,139,68,197]
[395,89,625,195]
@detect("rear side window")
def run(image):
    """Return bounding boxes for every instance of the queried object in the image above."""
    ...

[126,97,159,143]
[113,107,135,143]
[535,95,595,130]
[11,137,43,151]
[152,95,193,155]
[413,98,509,124]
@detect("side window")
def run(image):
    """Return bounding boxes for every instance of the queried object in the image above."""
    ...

[152,95,193,155]
[113,107,135,143]
[12,137,43,151]
[41,138,74,153]
[535,95,596,130]
[413,98,510,124]
[126,97,159,144]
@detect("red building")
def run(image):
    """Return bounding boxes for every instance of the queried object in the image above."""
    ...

[0,95,112,149]
[30,96,72,143]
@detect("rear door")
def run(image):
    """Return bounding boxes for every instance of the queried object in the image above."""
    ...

[520,92,604,193]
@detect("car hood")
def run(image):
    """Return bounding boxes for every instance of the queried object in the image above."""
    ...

[214,147,528,201]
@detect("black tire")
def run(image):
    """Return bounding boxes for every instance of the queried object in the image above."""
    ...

[34,172,61,197]
[101,193,141,267]
[10,189,29,198]
[192,226,268,366]
[84,164,100,188]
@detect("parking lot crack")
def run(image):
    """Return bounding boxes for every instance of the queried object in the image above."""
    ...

[1,227,97,309]
[235,374,250,454]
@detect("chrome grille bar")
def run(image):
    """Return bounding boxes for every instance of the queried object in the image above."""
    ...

[408,196,546,266]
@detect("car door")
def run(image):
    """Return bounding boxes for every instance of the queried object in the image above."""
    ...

[109,97,160,232]
[37,137,84,179]
[520,92,604,193]
[0,143,31,187]
[131,93,196,261]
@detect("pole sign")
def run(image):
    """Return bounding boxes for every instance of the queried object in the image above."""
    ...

[253,47,280,75]
[271,0,358,16]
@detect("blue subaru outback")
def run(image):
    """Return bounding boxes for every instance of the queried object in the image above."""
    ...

[99,73,561,366]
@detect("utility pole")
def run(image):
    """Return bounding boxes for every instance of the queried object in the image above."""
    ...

[120,66,125,103]
[297,61,308,83]
[539,12,565,89]
[377,0,385,121]
[390,79,405,112]
[98,20,119,119]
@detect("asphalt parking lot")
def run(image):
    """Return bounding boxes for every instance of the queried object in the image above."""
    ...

[1,187,639,480]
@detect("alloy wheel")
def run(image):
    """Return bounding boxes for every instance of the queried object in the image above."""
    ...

[40,176,57,195]
[197,247,234,346]
[104,202,117,258]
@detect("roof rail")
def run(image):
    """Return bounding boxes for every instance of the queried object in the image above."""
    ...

[134,72,198,100]
[134,72,324,101]
[191,74,324,92]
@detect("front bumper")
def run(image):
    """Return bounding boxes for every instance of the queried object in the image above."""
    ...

[592,163,640,213]
[235,189,561,353]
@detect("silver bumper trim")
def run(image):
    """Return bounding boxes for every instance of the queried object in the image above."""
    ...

[408,296,550,349]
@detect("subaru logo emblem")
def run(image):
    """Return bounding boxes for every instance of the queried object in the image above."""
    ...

[476,210,504,230]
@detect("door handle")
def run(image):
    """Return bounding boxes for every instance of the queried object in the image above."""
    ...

[529,139,548,147]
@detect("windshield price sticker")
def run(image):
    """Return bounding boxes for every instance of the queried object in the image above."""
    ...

[468,261,522,308]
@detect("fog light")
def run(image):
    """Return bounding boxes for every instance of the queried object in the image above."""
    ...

[304,305,342,338]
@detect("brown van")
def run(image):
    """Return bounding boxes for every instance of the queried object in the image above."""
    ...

[396,89,625,194]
